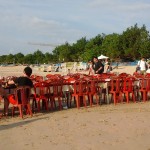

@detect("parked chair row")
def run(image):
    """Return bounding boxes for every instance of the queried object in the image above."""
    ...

[2,72,150,118]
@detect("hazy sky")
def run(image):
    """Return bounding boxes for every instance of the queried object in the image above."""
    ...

[0,0,150,55]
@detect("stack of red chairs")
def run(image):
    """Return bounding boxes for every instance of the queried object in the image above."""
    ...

[122,76,137,103]
[62,76,76,108]
[109,76,123,105]
[48,79,63,110]
[71,79,89,109]
[88,79,100,106]
[139,77,150,102]
[34,81,49,112]
[35,76,44,82]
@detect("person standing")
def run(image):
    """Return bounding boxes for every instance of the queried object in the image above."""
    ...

[92,57,104,74]
[88,60,95,75]
[137,57,148,74]
[104,58,112,73]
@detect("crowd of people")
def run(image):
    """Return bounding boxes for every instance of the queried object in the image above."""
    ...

[88,56,150,76]
[88,56,112,75]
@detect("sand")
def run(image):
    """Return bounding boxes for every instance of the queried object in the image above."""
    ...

[0,65,137,77]
[1,65,150,150]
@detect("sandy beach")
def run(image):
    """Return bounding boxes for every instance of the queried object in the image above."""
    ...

[0,64,137,77]
[1,65,150,150]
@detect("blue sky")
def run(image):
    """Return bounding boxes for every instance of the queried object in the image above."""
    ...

[0,0,150,55]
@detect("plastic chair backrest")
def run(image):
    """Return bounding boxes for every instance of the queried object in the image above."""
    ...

[89,79,99,94]
[14,86,31,105]
[110,77,122,92]
[72,79,88,95]
[35,76,44,82]
[145,73,150,78]
[123,76,135,92]
[49,80,63,96]
[34,81,49,96]
[140,77,150,91]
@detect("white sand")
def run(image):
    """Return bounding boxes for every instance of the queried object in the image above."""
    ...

[0,65,137,77]
[1,103,150,150]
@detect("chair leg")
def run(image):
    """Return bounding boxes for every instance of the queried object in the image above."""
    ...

[37,101,41,112]
[83,96,87,108]
[45,100,49,111]
[18,105,23,118]
[58,97,62,110]
[69,94,72,108]
[12,106,15,117]
[89,94,92,107]
[113,93,117,105]
[125,92,129,103]
[143,91,147,102]
[75,96,80,109]
[50,98,54,110]
[132,92,136,102]
[27,104,33,117]
[93,94,99,106]
[32,98,37,112]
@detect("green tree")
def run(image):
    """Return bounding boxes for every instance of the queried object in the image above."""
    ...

[24,54,34,64]
[102,33,121,59]
[33,50,45,64]
[120,24,150,60]
[6,54,14,63]
[44,52,54,63]
[14,53,24,64]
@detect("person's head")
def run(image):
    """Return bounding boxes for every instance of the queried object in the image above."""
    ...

[88,60,93,64]
[141,57,145,61]
[93,57,98,63]
[24,66,32,77]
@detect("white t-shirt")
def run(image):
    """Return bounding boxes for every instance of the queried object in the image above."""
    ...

[146,69,150,73]
[138,60,147,71]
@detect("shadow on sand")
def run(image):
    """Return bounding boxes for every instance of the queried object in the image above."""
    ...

[0,115,49,131]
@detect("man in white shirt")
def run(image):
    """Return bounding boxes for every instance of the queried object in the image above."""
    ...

[137,57,148,74]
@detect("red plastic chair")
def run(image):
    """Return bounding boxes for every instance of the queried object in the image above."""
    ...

[62,77,76,108]
[46,74,53,79]
[88,79,100,106]
[30,74,36,82]
[71,79,89,109]
[34,81,49,112]
[35,76,44,82]
[133,73,144,79]
[118,73,131,79]
[49,80,63,110]
[46,74,62,82]
[9,86,33,118]
[145,73,150,78]
[139,77,150,102]
[109,77,123,105]
[122,76,136,103]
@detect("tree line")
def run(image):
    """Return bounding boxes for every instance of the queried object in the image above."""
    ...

[0,24,150,65]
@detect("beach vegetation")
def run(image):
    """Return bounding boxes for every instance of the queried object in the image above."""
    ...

[0,24,150,64]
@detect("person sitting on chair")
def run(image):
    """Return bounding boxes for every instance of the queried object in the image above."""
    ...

[4,66,33,115]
